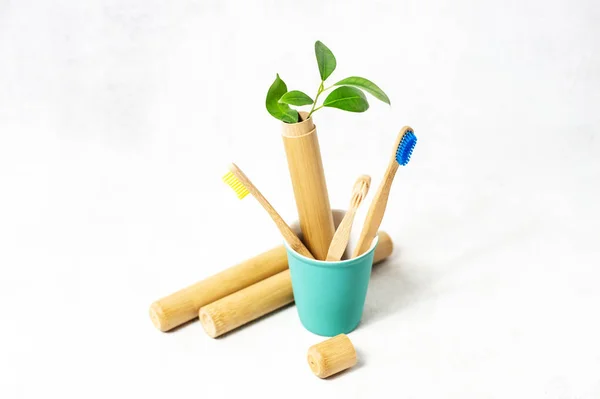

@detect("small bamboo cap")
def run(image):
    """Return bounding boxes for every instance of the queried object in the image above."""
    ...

[307,334,357,379]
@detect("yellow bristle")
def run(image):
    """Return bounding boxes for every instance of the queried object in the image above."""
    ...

[222,171,250,199]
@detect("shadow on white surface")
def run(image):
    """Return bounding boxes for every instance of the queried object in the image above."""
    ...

[360,212,543,328]
[360,256,424,327]
[321,347,365,381]
[159,318,197,334]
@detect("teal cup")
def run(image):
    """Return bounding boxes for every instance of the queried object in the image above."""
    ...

[284,235,379,337]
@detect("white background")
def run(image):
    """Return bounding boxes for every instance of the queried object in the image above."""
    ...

[1,0,599,397]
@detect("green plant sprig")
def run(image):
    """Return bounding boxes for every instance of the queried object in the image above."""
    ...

[266,41,391,124]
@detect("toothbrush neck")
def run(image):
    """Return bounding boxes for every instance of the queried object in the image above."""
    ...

[384,161,399,182]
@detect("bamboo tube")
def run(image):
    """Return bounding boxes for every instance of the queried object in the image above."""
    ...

[307,334,357,378]
[199,231,393,338]
[200,269,293,338]
[282,112,335,260]
[149,245,289,332]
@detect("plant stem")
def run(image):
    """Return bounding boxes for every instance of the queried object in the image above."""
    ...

[307,81,324,119]
[307,82,336,119]
[311,105,324,114]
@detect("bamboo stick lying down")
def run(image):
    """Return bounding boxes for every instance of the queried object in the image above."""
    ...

[199,231,394,338]
[150,245,289,332]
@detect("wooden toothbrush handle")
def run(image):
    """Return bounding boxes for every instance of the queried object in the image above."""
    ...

[268,207,314,259]
[326,207,357,261]
[353,163,399,258]
[253,190,314,259]
[233,164,314,259]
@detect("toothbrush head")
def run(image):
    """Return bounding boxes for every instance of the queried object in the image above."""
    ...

[222,164,250,199]
[350,175,371,208]
[395,128,417,166]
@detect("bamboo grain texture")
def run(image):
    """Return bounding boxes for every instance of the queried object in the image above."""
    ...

[199,269,294,338]
[149,244,289,332]
[282,113,335,260]
[307,334,357,378]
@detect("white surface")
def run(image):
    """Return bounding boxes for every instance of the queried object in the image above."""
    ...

[1,0,599,397]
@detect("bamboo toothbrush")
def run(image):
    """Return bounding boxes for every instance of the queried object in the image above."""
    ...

[325,175,371,261]
[223,163,315,259]
[352,126,417,258]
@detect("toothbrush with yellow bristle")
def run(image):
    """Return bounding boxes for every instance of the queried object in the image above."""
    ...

[223,163,315,259]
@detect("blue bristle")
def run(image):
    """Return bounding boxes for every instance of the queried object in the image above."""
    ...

[395,130,417,166]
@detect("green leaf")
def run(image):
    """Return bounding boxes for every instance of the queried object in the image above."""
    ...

[315,41,336,81]
[278,90,314,106]
[333,76,391,105]
[323,86,369,112]
[265,74,299,123]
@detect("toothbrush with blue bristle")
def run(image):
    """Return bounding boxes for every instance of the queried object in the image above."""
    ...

[352,126,417,258]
